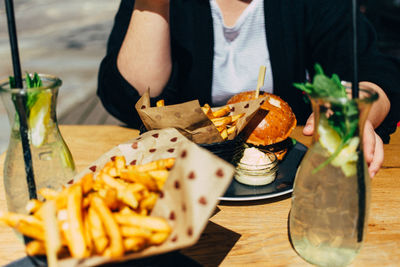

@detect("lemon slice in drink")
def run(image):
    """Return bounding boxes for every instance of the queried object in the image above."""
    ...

[28,91,52,147]
[332,137,359,166]
[318,117,341,154]
[332,137,359,177]
[341,162,357,177]
[318,117,359,177]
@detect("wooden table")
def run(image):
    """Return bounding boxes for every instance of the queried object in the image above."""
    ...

[1,125,399,266]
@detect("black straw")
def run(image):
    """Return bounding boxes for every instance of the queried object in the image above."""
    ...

[5,0,37,200]
[14,95,38,199]
[5,0,22,88]
[351,0,359,99]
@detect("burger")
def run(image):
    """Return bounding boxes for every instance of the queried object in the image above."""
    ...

[227,91,297,160]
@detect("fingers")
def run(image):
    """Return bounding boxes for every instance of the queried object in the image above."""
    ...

[363,120,376,165]
[368,133,384,178]
[363,120,384,178]
[303,113,314,136]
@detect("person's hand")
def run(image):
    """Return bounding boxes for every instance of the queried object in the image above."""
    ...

[363,120,383,178]
[303,114,383,178]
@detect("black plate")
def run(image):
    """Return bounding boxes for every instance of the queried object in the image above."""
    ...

[219,141,307,201]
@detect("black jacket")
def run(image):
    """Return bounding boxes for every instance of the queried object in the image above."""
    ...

[97,0,400,142]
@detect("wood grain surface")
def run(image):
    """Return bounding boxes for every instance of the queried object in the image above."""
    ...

[0,125,399,266]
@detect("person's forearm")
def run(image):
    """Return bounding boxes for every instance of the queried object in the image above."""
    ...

[117,0,171,97]
[360,81,391,128]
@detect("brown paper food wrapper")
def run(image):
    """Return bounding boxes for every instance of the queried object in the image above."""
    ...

[135,91,268,144]
[58,128,234,267]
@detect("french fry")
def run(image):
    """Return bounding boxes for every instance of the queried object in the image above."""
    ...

[119,206,136,216]
[88,206,108,254]
[38,187,68,210]
[147,169,169,180]
[125,182,147,194]
[38,188,59,200]
[99,173,126,191]
[120,169,158,192]
[147,170,169,190]
[201,106,210,114]
[66,184,87,258]
[120,226,152,239]
[83,211,93,254]
[82,194,93,209]
[15,220,45,241]
[56,211,69,247]
[104,166,118,177]
[102,161,115,170]
[227,125,236,135]
[231,113,245,123]
[211,116,232,127]
[114,156,126,173]
[91,196,124,258]
[126,158,175,173]
[102,248,112,258]
[156,99,165,107]
[77,173,94,195]
[216,126,226,133]
[93,177,105,191]
[100,173,139,209]
[149,231,170,245]
[139,192,159,212]
[201,105,214,119]
[138,209,148,216]
[123,237,147,252]
[57,209,68,222]
[101,188,119,210]
[212,105,231,118]
[26,240,46,256]
[42,201,62,267]
[220,128,228,140]
[26,199,43,214]
[0,212,43,229]
[114,213,171,233]
[120,190,139,210]
[60,221,71,248]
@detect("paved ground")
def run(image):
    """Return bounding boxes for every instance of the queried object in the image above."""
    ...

[0,0,120,153]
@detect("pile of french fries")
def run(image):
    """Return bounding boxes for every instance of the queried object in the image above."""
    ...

[156,99,244,141]
[0,156,174,261]
[201,104,244,140]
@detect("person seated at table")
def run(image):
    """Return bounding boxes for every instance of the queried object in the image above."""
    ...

[97,0,400,177]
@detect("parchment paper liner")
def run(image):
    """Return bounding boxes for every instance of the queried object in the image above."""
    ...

[57,128,234,267]
[135,91,268,144]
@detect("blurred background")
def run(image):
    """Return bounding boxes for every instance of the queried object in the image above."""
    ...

[0,0,399,154]
[0,0,120,153]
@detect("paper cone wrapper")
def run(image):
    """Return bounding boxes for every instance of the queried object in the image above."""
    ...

[58,128,234,267]
[135,91,268,144]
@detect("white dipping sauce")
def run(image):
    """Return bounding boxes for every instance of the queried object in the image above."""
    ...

[234,147,277,186]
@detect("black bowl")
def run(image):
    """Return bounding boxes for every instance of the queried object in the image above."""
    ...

[199,134,244,163]
[139,124,244,164]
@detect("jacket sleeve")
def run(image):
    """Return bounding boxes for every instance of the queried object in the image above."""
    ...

[96,0,180,128]
[305,0,400,143]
